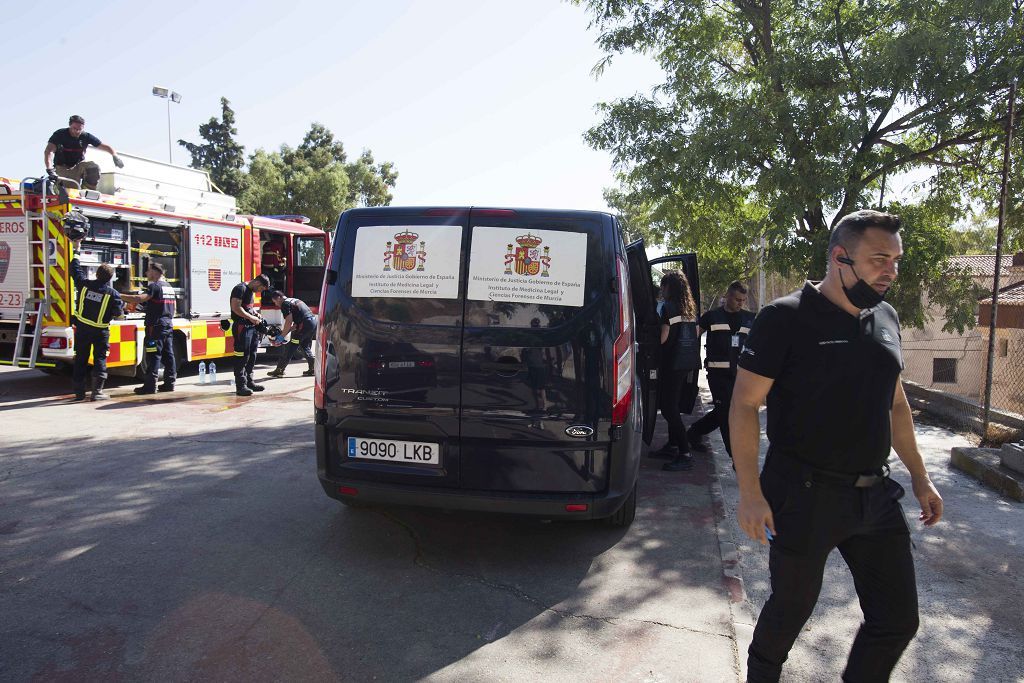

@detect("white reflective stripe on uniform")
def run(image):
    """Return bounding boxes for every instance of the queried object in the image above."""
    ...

[739,326,751,335]
[668,316,683,325]
[709,323,731,331]
[707,361,731,369]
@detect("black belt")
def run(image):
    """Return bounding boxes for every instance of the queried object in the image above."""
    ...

[766,449,890,488]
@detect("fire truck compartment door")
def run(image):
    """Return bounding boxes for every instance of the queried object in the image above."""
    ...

[188,222,243,316]
[0,215,29,316]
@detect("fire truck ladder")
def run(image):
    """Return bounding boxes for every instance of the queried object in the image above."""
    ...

[11,177,58,369]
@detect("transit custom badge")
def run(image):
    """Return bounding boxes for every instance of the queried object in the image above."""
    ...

[383,230,427,272]
[208,258,222,291]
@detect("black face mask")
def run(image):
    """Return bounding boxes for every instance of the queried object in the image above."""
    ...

[837,252,886,309]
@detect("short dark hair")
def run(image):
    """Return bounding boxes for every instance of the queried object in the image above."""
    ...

[268,289,285,300]
[727,281,748,295]
[253,274,271,289]
[828,210,902,257]
[147,261,165,276]
[69,115,85,125]
[96,264,115,284]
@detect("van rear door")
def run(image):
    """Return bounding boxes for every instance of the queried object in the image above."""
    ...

[458,209,615,493]
[322,209,468,488]
[625,239,660,445]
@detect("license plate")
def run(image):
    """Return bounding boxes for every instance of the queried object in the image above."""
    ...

[388,361,415,368]
[347,437,440,466]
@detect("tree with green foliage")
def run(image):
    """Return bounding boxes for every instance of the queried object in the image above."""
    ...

[576,0,1022,330]
[178,97,248,197]
[240,123,397,230]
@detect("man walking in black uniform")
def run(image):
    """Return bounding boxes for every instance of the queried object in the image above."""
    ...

[122,262,177,394]
[686,280,754,458]
[731,210,944,682]
[266,290,318,377]
[69,238,124,401]
[44,115,123,190]
[230,274,270,396]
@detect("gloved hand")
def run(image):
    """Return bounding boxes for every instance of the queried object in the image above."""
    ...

[273,335,287,346]
[112,155,125,169]
[46,168,59,182]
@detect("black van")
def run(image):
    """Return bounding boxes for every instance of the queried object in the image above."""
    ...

[313,207,697,527]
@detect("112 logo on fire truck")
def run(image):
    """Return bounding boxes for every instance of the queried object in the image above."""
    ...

[504,233,551,277]
[383,230,427,272]
[194,234,240,249]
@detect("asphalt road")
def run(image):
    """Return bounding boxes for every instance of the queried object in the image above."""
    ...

[0,360,742,682]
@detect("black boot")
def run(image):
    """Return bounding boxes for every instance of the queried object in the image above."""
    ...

[302,361,315,377]
[246,376,266,392]
[235,374,252,396]
[92,378,110,401]
[267,367,286,378]
[686,428,709,453]
[72,383,87,402]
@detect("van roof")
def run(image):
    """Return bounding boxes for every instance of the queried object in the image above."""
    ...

[343,206,614,220]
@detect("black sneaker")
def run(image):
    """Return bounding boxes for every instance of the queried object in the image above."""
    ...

[302,369,315,377]
[267,369,285,378]
[158,383,175,393]
[663,454,694,471]
[236,386,253,397]
[134,386,156,395]
[247,383,266,392]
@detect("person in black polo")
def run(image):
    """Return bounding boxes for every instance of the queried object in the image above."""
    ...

[122,262,177,394]
[266,290,318,378]
[230,274,270,396]
[44,115,123,190]
[730,210,944,682]
[69,238,124,401]
[686,280,754,458]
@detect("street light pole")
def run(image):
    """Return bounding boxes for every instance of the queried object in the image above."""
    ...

[152,86,182,164]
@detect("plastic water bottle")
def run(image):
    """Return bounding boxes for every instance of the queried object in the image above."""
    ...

[198,361,207,384]
[209,362,217,384]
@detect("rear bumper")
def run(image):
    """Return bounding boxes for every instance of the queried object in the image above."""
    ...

[315,423,636,520]
[317,474,631,520]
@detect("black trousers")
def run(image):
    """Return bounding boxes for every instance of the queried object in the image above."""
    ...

[658,368,691,451]
[232,323,260,387]
[275,316,317,370]
[73,324,110,390]
[747,453,919,683]
[142,321,176,389]
[689,371,735,455]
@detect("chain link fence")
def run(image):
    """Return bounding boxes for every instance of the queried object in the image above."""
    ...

[901,331,1024,442]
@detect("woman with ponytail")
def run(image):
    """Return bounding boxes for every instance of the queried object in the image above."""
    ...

[654,270,701,471]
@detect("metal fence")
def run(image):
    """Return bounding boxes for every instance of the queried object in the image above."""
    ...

[901,332,1024,442]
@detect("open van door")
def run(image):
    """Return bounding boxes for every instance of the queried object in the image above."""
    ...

[625,239,660,445]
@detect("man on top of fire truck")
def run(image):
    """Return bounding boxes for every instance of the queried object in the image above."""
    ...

[44,115,124,191]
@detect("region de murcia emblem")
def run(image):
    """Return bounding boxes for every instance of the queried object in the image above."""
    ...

[208,258,222,291]
[504,233,551,277]
[383,230,427,272]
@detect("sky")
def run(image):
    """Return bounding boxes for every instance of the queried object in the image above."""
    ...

[3,0,663,213]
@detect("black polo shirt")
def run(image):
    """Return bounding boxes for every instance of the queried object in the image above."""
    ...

[144,280,176,325]
[738,282,904,473]
[49,129,101,167]
[230,281,255,324]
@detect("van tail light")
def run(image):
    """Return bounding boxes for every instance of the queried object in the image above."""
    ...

[612,255,634,426]
[41,336,68,350]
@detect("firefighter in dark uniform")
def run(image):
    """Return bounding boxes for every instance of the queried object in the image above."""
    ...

[69,236,124,401]
[266,290,318,377]
[230,274,271,396]
[122,261,177,394]
[731,211,943,682]
[686,280,755,458]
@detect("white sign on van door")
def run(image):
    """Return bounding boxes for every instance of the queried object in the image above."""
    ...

[467,227,587,307]
[189,223,243,315]
[352,225,462,299]
[0,217,29,313]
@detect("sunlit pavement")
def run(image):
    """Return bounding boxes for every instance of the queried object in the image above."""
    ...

[1,360,746,681]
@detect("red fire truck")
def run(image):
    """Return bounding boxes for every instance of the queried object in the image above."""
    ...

[0,154,329,375]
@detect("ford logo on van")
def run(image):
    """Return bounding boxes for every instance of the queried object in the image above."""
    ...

[565,425,594,438]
